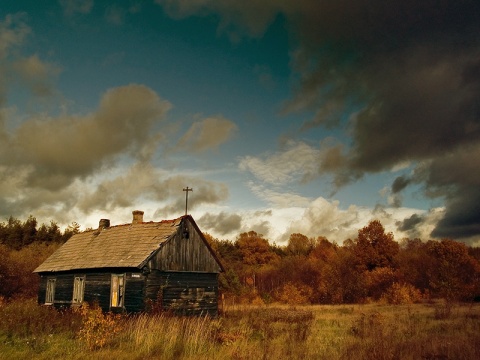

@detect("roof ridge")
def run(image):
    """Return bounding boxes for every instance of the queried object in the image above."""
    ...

[82,218,183,234]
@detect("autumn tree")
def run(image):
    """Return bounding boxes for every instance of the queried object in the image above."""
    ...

[354,220,399,271]
[236,231,278,266]
[425,239,480,300]
[309,237,337,262]
[285,233,315,256]
[300,237,338,303]
[352,220,400,300]
[236,231,279,293]
[0,242,62,299]
[396,238,431,293]
[324,246,367,303]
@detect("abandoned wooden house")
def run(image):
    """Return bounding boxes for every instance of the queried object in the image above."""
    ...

[34,211,224,316]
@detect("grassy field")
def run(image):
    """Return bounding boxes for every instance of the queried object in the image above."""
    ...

[0,299,479,359]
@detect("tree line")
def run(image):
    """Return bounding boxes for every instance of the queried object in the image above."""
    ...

[0,216,79,299]
[207,220,480,305]
[0,216,479,305]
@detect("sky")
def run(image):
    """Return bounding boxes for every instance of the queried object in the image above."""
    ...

[1,0,480,246]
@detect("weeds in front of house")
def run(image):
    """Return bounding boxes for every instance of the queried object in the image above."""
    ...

[1,299,480,359]
[0,298,81,339]
[75,302,124,350]
[120,312,216,358]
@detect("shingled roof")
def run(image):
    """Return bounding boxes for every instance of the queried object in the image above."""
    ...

[34,217,183,273]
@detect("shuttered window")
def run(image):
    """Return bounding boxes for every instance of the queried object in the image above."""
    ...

[45,278,56,304]
[72,276,85,304]
[111,274,125,308]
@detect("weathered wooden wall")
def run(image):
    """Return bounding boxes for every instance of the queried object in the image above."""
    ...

[148,219,221,273]
[124,273,145,313]
[38,270,145,312]
[38,274,74,306]
[145,270,219,316]
[82,273,111,311]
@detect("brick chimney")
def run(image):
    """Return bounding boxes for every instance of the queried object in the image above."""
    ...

[98,219,110,229]
[132,210,144,224]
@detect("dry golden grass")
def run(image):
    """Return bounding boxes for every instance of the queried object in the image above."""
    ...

[0,299,479,359]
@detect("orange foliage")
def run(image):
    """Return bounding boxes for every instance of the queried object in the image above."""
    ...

[354,220,399,271]
[0,242,61,299]
[275,282,313,305]
[237,231,279,266]
[425,239,480,300]
[286,233,314,256]
[75,302,124,350]
[363,267,398,300]
[381,283,423,304]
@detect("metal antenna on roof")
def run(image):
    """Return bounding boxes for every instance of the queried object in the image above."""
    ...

[183,186,193,215]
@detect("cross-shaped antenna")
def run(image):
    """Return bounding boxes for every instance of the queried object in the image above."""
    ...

[183,187,193,215]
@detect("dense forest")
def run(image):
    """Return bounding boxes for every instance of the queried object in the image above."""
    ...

[0,216,479,305]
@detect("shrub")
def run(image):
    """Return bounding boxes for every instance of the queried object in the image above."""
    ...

[381,282,423,305]
[274,282,313,305]
[75,302,124,350]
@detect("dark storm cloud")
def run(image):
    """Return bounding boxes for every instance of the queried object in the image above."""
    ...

[396,213,426,239]
[432,190,480,239]
[156,0,480,242]
[397,213,425,233]
[392,176,411,194]
[283,4,480,175]
[421,144,480,240]
[283,1,480,243]
[432,188,480,239]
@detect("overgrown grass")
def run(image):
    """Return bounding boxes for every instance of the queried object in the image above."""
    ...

[1,299,479,359]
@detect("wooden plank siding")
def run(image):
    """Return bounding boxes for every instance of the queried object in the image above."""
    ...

[145,270,219,316]
[82,273,111,311]
[124,273,145,313]
[38,270,145,312]
[148,220,221,273]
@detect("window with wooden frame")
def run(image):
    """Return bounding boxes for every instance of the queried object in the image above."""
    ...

[110,274,125,308]
[72,275,85,305]
[45,278,56,304]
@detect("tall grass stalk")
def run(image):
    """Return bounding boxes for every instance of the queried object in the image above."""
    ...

[121,313,214,358]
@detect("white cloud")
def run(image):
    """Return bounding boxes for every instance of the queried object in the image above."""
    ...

[246,181,311,207]
[239,141,320,185]
[197,195,435,245]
